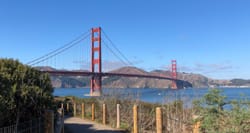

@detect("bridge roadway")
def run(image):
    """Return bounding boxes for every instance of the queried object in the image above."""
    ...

[42,70,183,82]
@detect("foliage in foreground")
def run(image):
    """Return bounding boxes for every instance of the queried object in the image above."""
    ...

[0,58,54,127]
[193,88,250,133]
[59,95,193,132]
[57,88,250,132]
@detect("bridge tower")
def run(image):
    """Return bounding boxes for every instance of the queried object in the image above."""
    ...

[90,27,102,96]
[171,60,177,89]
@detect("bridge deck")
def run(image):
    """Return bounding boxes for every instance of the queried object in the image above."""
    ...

[43,70,181,81]
[64,116,126,133]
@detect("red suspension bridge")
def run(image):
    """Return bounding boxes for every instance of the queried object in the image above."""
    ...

[27,27,190,96]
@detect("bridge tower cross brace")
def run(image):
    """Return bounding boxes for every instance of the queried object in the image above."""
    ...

[171,60,177,89]
[90,27,102,96]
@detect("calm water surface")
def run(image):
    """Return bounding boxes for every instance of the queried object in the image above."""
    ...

[54,88,250,104]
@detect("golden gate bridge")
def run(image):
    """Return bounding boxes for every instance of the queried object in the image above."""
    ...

[27,27,190,96]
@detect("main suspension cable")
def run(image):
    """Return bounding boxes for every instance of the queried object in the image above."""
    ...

[102,29,134,66]
[102,40,128,66]
[27,30,90,65]
[29,32,91,66]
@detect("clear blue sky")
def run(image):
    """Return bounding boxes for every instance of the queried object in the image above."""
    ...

[1,0,250,79]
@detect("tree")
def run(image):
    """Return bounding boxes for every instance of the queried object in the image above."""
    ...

[193,89,227,132]
[0,58,53,127]
[193,88,250,132]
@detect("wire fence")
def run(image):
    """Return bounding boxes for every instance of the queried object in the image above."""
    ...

[66,97,195,133]
[0,118,44,133]
[0,108,64,133]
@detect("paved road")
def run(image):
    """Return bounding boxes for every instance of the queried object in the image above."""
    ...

[64,117,126,133]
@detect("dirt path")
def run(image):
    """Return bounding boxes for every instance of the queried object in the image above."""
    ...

[64,116,126,133]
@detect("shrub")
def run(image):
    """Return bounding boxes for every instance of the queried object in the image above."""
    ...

[0,58,53,127]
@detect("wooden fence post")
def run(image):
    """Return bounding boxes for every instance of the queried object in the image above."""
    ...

[92,103,95,121]
[66,103,69,113]
[62,108,64,133]
[193,121,200,133]
[116,104,120,128]
[44,110,54,133]
[82,103,85,119]
[103,104,106,125]
[73,103,76,117]
[30,120,32,133]
[156,107,162,133]
[57,108,64,133]
[133,105,138,133]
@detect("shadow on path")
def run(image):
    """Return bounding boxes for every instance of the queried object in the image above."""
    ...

[64,116,127,133]
[64,123,127,133]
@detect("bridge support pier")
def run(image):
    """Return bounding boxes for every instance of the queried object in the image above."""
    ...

[90,89,101,96]
[90,76,102,96]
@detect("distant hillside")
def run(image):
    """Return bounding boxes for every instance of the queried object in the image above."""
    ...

[229,79,250,86]
[103,67,192,88]
[36,66,249,88]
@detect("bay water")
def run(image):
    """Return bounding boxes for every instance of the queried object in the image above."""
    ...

[54,88,250,106]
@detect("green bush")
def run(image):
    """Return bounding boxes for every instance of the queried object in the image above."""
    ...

[0,58,53,127]
[193,88,250,133]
